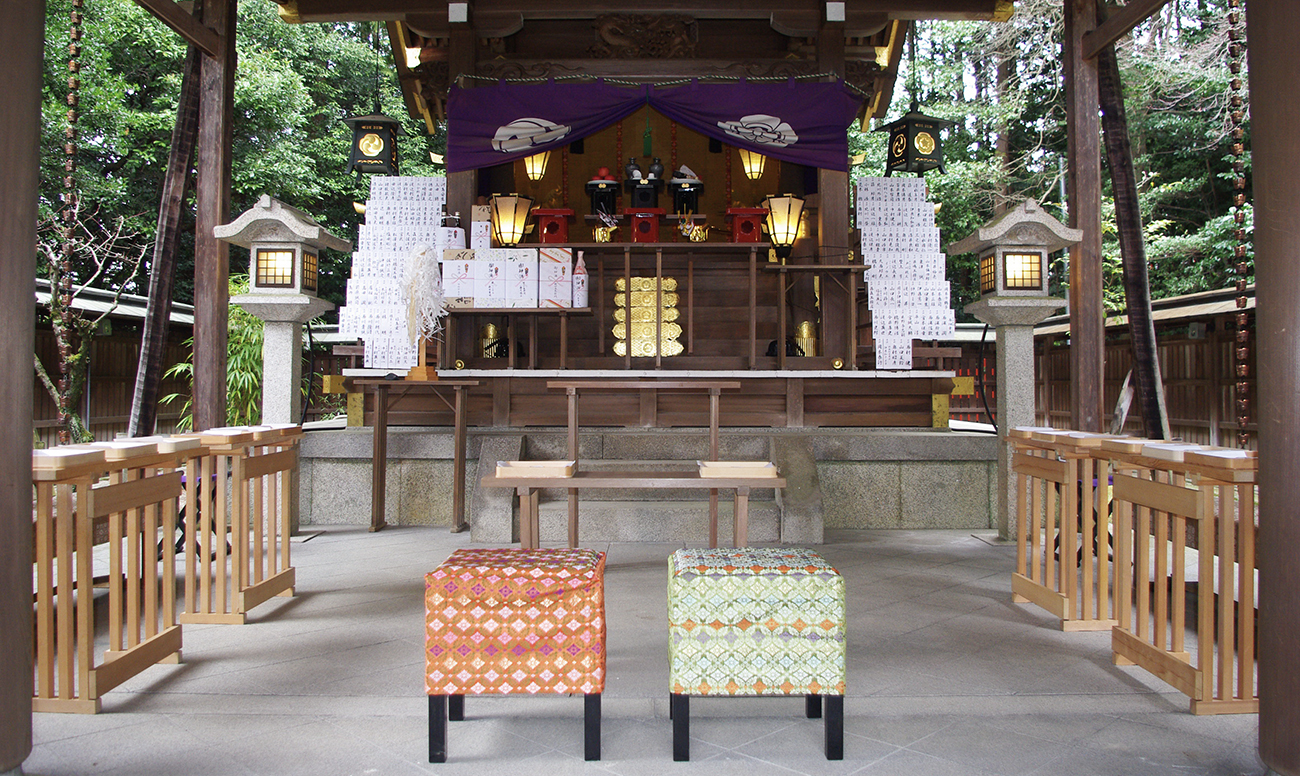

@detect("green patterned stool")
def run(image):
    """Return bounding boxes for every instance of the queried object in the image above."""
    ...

[667,547,846,761]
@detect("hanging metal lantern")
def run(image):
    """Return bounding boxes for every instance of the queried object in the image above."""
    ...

[343,113,402,176]
[874,100,954,177]
[873,21,954,177]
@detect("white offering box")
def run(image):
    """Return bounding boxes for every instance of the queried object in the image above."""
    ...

[437,226,466,250]
[470,221,492,250]
[440,250,476,298]
[538,246,574,308]
[474,260,506,301]
[506,280,539,307]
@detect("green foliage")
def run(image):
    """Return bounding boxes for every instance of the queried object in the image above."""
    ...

[41,1,444,311]
[163,275,265,430]
[853,0,1248,318]
[47,0,1247,331]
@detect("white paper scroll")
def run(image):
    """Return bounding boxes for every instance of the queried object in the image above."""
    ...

[857,177,955,371]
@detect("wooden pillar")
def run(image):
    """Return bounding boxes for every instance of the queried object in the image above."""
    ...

[1249,5,1300,773]
[0,0,41,769]
[193,0,236,431]
[817,19,851,366]
[445,22,477,220]
[1063,0,1104,431]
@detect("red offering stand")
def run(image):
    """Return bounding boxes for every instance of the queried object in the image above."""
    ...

[534,208,575,244]
[725,207,768,243]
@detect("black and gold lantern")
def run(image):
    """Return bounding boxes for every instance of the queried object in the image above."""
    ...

[343,113,402,176]
[874,100,954,177]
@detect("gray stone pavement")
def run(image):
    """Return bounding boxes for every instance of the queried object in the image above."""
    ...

[23,527,1263,776]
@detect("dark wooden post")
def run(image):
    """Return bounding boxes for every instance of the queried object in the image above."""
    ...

[0,0,41,769]
[1249,4,1300,773]
[817,18,851,366]
[1063,0,1104,431]
[193,0,236,431]
[445,17,477,221]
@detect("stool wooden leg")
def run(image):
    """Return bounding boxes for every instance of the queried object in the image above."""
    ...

[429,695,448,763]
[671,693,690,762]
[805,693,822,718]
[448,694,464,721]
[824,695,843,760]
[584,693,601,761]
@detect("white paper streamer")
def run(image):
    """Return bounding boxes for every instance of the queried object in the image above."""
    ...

[402,243,447,346]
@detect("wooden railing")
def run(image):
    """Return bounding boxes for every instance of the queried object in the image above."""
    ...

[1008,429,1119,631]
[1006,427,1258,715]
[31,438,201,713]
[178,425,301,625]
[31,426,302,713]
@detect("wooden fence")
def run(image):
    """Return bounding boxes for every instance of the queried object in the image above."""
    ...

[31,427,302,712]
[1034,308,1254,447]
[34,326,192,448]
[1007,427,1258,715]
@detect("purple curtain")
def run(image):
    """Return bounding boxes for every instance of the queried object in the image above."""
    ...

[446,79,861,173]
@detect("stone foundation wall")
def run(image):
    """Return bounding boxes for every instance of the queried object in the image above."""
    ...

[298,427,998,539]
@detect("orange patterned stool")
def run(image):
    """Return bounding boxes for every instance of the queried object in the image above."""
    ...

[424,548,606,762]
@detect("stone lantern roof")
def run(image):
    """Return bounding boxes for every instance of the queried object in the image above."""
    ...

[947,199,1082,257]
[214,194,351,253]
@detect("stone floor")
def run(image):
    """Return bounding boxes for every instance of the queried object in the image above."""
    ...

[22,527,1264,776]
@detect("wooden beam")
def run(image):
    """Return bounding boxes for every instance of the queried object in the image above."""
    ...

[193,0,236,431]
[1064,0,1104,431]
[133,0,222,56]
[0,1,40,768]
[1250,2,1300,770]
[1082,0,1170,60]
[293,0,1005,25]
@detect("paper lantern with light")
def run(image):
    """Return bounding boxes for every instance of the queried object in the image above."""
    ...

[343,113,402,176]
[738,148,766,180]
[523,151,552,181]
[763,194,805,260]
[490,193,535,247]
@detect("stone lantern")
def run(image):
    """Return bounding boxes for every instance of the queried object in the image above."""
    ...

[216,195,349,425]
[949,199,1080,540]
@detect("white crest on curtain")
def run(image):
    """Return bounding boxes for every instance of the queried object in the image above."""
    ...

[492,117,572,153]
[402,243,447,346]
[717,114,798,148]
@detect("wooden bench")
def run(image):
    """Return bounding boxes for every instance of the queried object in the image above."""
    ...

[480,468,786,549]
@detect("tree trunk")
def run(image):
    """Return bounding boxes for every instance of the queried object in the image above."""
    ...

[1096,4,1170,440]
[995,55,1015,214]
[128,27,202,437]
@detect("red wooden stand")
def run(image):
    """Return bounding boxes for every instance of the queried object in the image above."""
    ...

[725,207,768,243]
[534,208,574,244]
[624,208,666,243]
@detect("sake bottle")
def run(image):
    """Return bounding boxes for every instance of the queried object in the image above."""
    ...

[572,251,589,309]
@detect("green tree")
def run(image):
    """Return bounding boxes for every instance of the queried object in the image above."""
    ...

[41,1,444,311]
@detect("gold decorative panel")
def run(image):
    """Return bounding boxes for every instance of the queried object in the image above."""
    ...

[612,276,683,357]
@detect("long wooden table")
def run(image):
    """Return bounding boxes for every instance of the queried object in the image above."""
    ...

[479,468,786,549]
[354,378,480,532]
